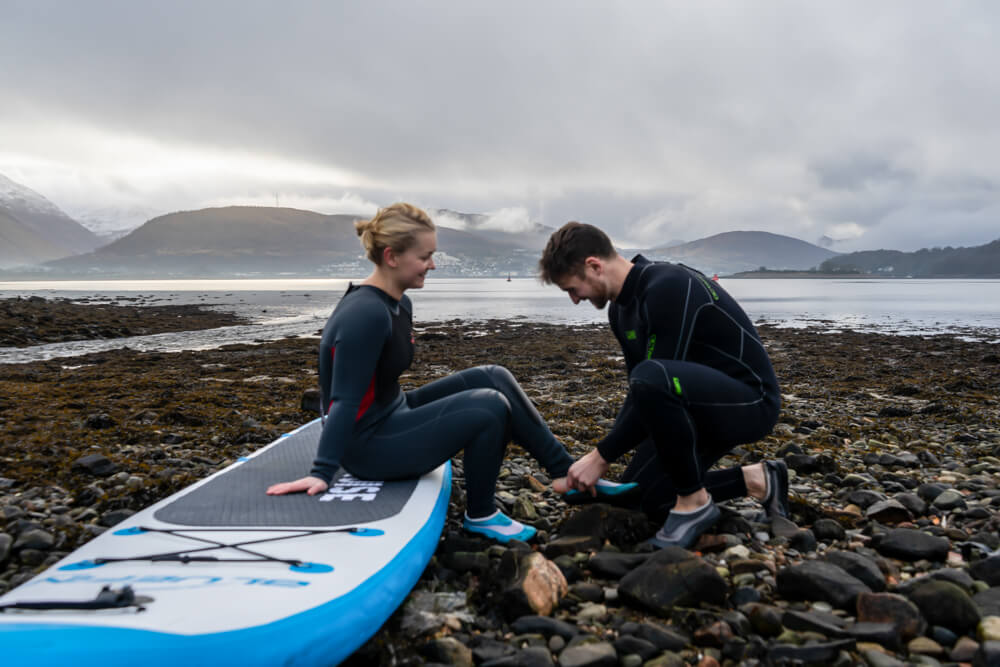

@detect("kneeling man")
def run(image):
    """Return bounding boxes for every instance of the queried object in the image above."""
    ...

[542,222,788,548]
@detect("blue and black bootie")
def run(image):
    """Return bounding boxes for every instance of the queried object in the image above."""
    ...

[563,478,640,505]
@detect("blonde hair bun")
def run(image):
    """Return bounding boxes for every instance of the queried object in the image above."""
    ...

[354,203,435,264]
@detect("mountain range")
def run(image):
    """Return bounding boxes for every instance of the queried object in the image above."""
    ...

[0,174,101,268]
[3,172,996,278]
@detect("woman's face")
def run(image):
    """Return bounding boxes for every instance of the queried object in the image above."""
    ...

[391,230,437,290]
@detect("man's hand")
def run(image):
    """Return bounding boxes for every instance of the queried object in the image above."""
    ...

[555,448,609,497]
[266,476,329,496]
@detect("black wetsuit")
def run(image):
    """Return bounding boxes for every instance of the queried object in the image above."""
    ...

[600,256,781,520]
[311,284,573,517]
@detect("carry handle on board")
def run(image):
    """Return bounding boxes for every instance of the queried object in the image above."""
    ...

[0,585,152,612]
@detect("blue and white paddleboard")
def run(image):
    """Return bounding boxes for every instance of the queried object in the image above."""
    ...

[0,418,451,666]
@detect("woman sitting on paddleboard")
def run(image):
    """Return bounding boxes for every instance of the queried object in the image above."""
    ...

[267,203,632,542]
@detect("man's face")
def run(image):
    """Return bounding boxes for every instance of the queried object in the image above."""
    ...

[555,264,610,309]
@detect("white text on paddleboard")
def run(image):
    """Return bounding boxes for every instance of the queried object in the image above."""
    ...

[320,474,383,502]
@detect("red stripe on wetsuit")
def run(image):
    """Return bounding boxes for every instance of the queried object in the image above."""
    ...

[329,346,376,421]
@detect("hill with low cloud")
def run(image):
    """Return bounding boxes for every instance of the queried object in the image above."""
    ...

[646,231,839,275]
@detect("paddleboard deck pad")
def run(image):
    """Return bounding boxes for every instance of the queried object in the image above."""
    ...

[0,419,451,666]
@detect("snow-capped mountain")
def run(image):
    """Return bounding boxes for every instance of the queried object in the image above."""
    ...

[74,205,157,241]
[0,173,71,218]
[0,173,101,268]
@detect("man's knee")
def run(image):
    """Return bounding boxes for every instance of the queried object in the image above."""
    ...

[629,359,680,401]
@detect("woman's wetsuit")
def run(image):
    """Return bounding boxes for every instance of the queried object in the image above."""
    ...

[598,256,781,521]
[311,284,573,517]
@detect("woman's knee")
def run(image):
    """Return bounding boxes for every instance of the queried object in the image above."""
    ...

[479,364,517,389]
[465,387,511,424]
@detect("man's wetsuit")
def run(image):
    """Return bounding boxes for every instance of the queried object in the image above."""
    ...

[598,256,781,520]
[311,283,573,517]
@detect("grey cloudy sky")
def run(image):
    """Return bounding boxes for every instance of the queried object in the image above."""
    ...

[2,1,999,251]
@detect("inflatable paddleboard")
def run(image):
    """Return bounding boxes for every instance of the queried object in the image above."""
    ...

[0,418,451,666]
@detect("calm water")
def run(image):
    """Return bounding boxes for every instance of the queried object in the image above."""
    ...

[1,277,998,363]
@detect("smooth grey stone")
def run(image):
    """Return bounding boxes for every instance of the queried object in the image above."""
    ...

[12,528,54,551]
[933,489,968,511]
[776,560,872,610]
[825,550,887,592]
[71,453,118,476]
[971,555,1000,587]
[906,580,982,634]
[876,528,949,562]
[767,638,856,664]
[557,641,616,667]
[510,615,580,640]
[631,620,690,651]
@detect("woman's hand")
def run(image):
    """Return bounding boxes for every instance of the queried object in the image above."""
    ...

[266,476,329,496]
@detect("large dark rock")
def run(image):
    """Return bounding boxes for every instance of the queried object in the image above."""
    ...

[875,528,949,562]
[776,560,872,610]
[781,609,850,638]
[84,412,116,429]
[557,640,616,667]
[974,640,1000,667]
[542,535,601,559]
[587,551,650,579]
[767,639,856,665]
[630,620,690,651]
[71,453,119,477]
[856,592,926,642]
[824,550,886,592]
[847,489,888,509]
[612,635,659,661]
[893,492,928,517]
[812,518,847,542]
[471,638,517,664]
[300,388,321,413]
[480,646,554,667]
[916,483,947,502]
[743,603,784,637]
[865,499,912,524]
[789,529,818,553]
[440,551,490,575]
[850,621,904,652]
[932,489,968,511]
[510,615,580,640]
[974,587,1000,617]
[557,504,652,546]
[785,453,821,475]
[12,528,55,551]
[905,579,982,634]
[618,550,728,614]
[971,555,1000,587]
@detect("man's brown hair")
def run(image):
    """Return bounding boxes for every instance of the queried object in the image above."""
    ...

[538,222,616,284]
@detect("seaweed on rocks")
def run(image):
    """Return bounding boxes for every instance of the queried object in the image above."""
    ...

[2,302,1000,665]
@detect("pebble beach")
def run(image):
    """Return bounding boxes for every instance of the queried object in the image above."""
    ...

[2,297,1000,666]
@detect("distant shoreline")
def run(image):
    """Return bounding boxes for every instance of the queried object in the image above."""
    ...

[723,271,1000,279]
